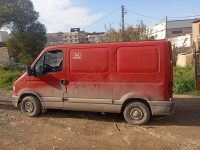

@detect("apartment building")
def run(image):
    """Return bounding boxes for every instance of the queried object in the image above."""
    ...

[63,32,79,44]
[47,28,83,46]
[86,32,106,43]
[46,29,107,46]
[47,32,64,46]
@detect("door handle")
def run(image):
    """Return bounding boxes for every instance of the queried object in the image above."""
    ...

[61,79,67,85]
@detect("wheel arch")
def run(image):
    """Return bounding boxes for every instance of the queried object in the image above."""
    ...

[18,91,42,106]
[121,97,152,115]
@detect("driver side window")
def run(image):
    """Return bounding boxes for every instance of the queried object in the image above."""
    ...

[35,54,44,76]
[34,50,63,76]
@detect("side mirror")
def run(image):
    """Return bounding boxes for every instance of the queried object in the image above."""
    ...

[26,66,32,76]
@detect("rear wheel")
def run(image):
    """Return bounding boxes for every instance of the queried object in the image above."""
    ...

[123,102,150,125]
[21,96,41,117]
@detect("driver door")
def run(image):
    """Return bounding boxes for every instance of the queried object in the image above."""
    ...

[30,49,66,108]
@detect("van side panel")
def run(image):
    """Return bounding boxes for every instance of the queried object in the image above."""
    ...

[66,81,113,99]
[70,48,109,73]
[65,47,114,105]
[113,43,168,102]
[65,42,171,106]
[67,47,113,81]
[117,46,159,73]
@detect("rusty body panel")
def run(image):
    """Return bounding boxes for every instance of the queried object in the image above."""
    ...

[12,41,173,118]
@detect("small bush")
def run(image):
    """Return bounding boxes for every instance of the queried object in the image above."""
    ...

[173,67,195,94]
[173,78,195,94]
[0,70,23,90]
[1,61,25,71]
[173,67,195,79]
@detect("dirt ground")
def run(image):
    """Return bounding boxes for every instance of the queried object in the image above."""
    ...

[0,87,200,150]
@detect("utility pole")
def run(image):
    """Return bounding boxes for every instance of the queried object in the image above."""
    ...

[121,5,127,41]
[121,5,125,31]
[165,16,167,40]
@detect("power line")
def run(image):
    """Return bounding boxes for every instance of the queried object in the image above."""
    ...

[127,10,200,20]
[82,7,121,30]
[128,9,200,20]
[148,19,165,28]
[127,10,164,20]
[126,6,200,20]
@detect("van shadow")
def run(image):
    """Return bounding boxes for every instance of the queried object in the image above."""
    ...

[40,97,200,126]
[40,109,125,124]
[148,97,200,126]
[1,97,200,126]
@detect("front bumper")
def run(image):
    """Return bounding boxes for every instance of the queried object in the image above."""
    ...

[12,95,20,107]
[148,101,174,115]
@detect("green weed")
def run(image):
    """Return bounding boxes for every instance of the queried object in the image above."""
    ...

[0,70,23,90]
[173,67,196,94]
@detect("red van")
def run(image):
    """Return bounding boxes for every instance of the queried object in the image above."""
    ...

[12,41,173,125]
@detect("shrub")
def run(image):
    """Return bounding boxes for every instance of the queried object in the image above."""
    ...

[1,61,25,71]
[173,78,195,94]
[173,66,195,79]
[173,67,195,94]
[0,70,23,90]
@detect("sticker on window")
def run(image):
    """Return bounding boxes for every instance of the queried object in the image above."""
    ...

[72,52,82,59]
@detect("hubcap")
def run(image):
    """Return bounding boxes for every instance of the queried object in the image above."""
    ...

[130,108,143,120]
[25,101,34,113]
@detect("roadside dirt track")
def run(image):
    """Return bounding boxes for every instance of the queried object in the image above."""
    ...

[0,87,200,150]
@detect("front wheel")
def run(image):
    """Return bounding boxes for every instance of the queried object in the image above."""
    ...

[21,96,41,117]
[123,102,150,125]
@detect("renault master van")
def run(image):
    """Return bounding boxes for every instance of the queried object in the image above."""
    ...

[12,41,174,125]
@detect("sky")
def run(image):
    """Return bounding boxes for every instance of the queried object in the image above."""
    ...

[2,0,200,33]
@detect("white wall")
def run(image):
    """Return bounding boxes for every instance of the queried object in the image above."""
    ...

[0,31,10,42]
[168,34,192,48]
[148,22,166,40]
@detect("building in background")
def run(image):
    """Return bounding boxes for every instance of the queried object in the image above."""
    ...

[79,31,88,44]
[148,19,198,40]
[0,31,10,42]
[47,28,86,46]
[0,47,9,63]
[47,32,64,46]
[0,31,14,63]
[193,20,200,41]
[0,47,14,63]
[148,19,199,51]
[63,32,79,44]
[46,28,107,46]
[148,22,166,39]
[86,32,106,43]
[168,33,192,49]
[71,28,80,32]
[192,20,200,54]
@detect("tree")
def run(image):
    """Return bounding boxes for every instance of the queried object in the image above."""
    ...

[0,0,46,65]
[103,21,154,43]
[6,21,47,64]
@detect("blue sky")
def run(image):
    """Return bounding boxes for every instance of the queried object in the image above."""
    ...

[78,0,200,32]
[3,0,198,33]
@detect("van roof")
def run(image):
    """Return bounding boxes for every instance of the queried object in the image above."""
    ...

[45,40,169,50]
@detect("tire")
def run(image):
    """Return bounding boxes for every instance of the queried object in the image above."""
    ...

[123,102,150,125]
[21,96,41,117]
